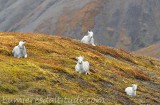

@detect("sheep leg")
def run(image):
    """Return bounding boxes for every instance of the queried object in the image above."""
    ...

[79,72,82,74]
[18,56,21,58]
[86,71,90,75]
[24,54,27,58]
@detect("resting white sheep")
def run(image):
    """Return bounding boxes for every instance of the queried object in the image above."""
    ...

[125,84,138,96]
[81,30,96,46]
[12,41,27,58]
[75,56,90,75]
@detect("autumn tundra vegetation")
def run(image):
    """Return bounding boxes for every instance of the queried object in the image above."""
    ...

[0,32,159,105]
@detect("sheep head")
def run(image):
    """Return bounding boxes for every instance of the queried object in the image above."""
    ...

[132,84,138,91]
[19,41,26,48]
[76,56,84,64]
[88,30,93,38]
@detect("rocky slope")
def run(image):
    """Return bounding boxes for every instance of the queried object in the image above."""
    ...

[0,32,160,105]
[0,0,160,51]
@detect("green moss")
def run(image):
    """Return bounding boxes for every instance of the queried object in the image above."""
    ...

[0,47,11,56]
[0,83,19,94]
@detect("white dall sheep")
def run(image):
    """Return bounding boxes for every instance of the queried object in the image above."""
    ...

[81,30,96,46]
[12,41,27,58]
[125,84,138,96]
[75,56,90,75]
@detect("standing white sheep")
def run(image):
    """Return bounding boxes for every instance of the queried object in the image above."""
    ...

[81,30,96,46]
[75,56,90,75]
[12,41,27,58]
[125,84,138,96]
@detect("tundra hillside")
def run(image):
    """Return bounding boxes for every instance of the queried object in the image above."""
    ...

[0,32,160,105]
[134,42,160,58]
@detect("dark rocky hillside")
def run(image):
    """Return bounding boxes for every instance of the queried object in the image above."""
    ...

[0,0,160,51]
